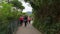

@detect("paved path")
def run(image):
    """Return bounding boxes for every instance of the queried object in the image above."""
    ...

[16,22,41,34]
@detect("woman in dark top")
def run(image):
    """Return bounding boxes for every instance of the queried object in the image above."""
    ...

[24,15,28,27]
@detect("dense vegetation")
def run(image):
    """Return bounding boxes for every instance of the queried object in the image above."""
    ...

[25,0,60,34]
[10,0,24,10]
[0,0,24,34]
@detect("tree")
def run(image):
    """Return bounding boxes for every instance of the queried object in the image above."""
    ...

[10,0,24,10]
[24,0,60,34]
[0,2,23,34]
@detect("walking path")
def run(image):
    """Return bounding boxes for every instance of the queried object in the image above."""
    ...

[16,22,41,34]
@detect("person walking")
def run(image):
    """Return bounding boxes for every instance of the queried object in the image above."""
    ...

[24,15,28,27]
[19,15,24,26]
[28,16,31,24]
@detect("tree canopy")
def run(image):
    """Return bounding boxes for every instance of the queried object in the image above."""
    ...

[10,0,25,10]
[24,0,60,34]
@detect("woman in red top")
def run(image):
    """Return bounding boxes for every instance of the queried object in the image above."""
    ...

[19,16,24,26]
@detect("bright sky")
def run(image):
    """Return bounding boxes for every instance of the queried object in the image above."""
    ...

[19,0,32,12]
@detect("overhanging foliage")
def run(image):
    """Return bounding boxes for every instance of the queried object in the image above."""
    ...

[24,0,60,34]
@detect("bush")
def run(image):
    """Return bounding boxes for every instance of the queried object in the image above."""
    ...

[25,0,60,34]
[0,3,22,34]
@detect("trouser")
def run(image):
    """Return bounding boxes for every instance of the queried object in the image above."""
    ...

[29,20,31,23]
[20,20,23,26]
[24,21,27,27]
